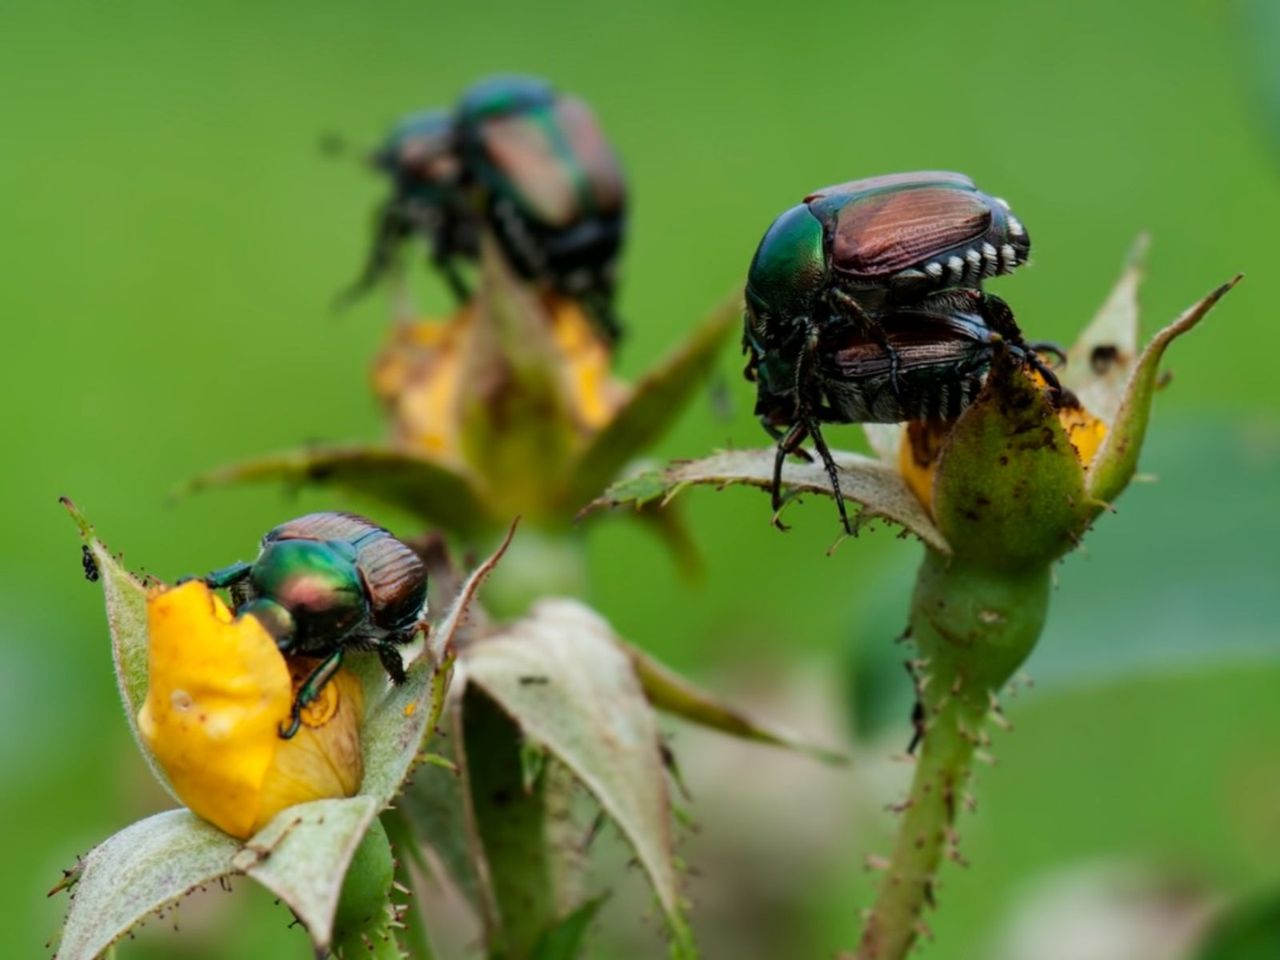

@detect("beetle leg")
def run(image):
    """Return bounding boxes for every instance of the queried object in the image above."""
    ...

[771,421,808,531]
[334,200,410,311]
[434,251,472,303]
[579,288,623,346]
[802,414,855,536]
[1027,340,1067,366]
[979,294,1066,403]
[280,648,345,740]
[192,560,253,590]
[829,288,903,400]
[376,640,408,685]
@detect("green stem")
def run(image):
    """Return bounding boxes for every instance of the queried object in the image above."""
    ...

[332,922,409,960]
[855,550,1050,960]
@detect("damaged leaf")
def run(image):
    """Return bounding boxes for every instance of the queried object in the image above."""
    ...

[1064,235,1147,424]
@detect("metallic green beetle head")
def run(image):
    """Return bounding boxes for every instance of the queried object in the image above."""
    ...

[743,203,828,412]
[375,107,462,203]
[249,539,368,649]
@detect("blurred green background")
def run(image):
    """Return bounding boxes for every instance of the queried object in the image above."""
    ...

[4,0,1278,957]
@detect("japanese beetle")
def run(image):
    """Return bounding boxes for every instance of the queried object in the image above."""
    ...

[743,172,1060,533]
[751,289,1049,531]
[343,76,627,344]
[191,512,428,738]
[341,108,476,306]
[454,75,627,343]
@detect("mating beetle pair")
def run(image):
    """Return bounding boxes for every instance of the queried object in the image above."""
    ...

[743,171,1062,533]
[345,74,627,343]
[187,512,428,739]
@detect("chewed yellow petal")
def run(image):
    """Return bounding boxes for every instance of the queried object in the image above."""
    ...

[1058,402,1108,469]
[139,583,365,839]
[139,581,291,838]
[371,309,472,462]
[898,420,952,517]
[548,297,627,431]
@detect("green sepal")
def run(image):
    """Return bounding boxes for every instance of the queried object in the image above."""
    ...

[530,895,610,960]
[53,810,240,960]
[356,520,513,805]
[624,641,848,764]
[459,241,581,523]
[234,796,382,953]
[1063,235,1146,423]
[61,498,177,800]
[931,346,1088,570]
[331,816,398,958]
[1192,888,1280,960]
[589,447,949,553]
[1087,276,1241,507]
[178,444,492,541]
[559,295,739,515]
[458,687,586,958]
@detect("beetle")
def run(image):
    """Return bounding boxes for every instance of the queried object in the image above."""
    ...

[343,76,628,344]
[452,74,627,343]
[743,172,1061,532]
[749,289,1051,531]
[190,512,428,738]
[340,108,476,307]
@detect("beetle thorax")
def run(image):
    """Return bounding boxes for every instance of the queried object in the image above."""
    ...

[249,540,369,649]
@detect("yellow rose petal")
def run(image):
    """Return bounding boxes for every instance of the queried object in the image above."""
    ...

[1058,402,1108,469]
[139,581,291,838]
[257,661,364,824]
[548,297,626,431]
[139,582,365,839]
